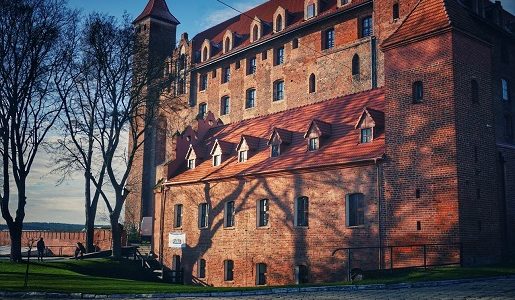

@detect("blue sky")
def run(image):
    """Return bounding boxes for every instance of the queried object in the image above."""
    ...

[2,0,514,226]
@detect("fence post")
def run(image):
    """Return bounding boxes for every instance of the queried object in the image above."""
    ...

[347,248,351,282]
[423,245,427,270]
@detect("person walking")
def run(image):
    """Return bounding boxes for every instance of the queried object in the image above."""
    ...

[36,237,45,261]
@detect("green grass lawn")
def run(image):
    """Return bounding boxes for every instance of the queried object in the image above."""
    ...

[0,259,514,295]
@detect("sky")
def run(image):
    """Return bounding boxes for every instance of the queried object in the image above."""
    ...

[2,0,514,226]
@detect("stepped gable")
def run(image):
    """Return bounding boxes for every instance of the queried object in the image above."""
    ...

[382,0,492,49]
[168,88,385,184]
[192,0,370,62]
[133,0,180,24]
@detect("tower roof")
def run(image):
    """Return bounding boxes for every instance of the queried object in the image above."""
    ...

[133,0,180,25]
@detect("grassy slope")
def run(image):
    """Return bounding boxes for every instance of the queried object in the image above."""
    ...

[0,259,514,294]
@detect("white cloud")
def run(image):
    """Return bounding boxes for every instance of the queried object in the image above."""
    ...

[201,0,267,30]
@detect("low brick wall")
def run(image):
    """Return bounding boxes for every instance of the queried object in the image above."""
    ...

[0,229,124,256]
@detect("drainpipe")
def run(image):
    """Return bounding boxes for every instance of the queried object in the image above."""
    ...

[371,37,378,89]
[159,186,167,265]
[375,158,383,269]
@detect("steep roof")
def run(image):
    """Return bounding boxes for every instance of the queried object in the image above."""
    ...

[192,0,371,63]
[167,89,385,185]
[382,0,492,48]
[133,0,180,25]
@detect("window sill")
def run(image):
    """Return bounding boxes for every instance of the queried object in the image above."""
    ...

[256,226,270,230]
[199,227,209,231]
[272,99,285,103]
[245,106,256,111]
[223,226,236,230]
[173,227,183,231]
[347,225,366,229]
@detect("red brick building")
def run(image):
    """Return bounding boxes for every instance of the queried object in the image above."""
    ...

[127,0,515,286]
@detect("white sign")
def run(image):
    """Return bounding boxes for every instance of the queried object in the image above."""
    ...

[169,232,186,248]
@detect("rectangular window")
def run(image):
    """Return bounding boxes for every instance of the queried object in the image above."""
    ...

[262,50,268,60]
[247,57,257,75]
[257,199,269,227]
[412,81,423,103]
[199,103,207,118]
[246,89,256,108]
[198,259,206,278]
[324,28,335,50]
[212,69,217,78]
[502,78,510,101]
[307,4,315,19]
[361,16,373,37]
[198,203,209,229]
[273,80,284,101]
[361,128,373,143]
[199,74,208,91]
[238,150,248,163]
[222,66,230,83]
[225,201,235,228]
[347,193,365,227]
[271,144,280,157]
[275,47,284,65]
[221,96,230,115]
[213,154,221,167]
[174,204,183,228]
[256,263,267,285]
[224,260,234,281]
[187,159,195,169]
[295,196,309,227]
[308,137,319,151]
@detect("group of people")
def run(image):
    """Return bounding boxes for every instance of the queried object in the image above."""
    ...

[34,237,92,260]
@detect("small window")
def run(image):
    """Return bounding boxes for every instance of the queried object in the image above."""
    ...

[202,47,208,62]
[295,265,309,284]
[187,159,196,169]
[412,81,424,103]
[252,25,259,42]
[471,79,479,103]
[360,128,372,143]
[246,88,256,108]
[257,199,269,227]
[224,260,234,281]
[273,80,285,101]
[347,193,364,227]
[323,28,335,50]
[309,73,316,93]
[502,78,510,101]
[199,103,207,118]
[256,263,267,285]
[361,16,373,37]
[247,57,257,75]
[307,3,316,19]
[295,196,309,227]
[352,54,360,76]
[292,38,299,49]
[225,201,235,228]
[213,154,221,167]
[505,115,513,141]
[393,3,400,20]
[222,67,230,83]
[235,61,240,69]
[275,47,285,65]
[262,50,268,60]
[238,150,248,163]
[271,144,280,157]
[224,37,231,53]
[198,259,206,278]
[212,69,217,78]
[221,96,230,115]
[199,74,208,91]
[308,137,319,151]
[198,203,209,229]
[174,204,183,228]
[276,14,283,32]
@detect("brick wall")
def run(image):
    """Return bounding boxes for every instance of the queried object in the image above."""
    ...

[154,164,381,287]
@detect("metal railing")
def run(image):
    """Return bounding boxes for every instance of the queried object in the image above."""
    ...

[332,243,462,282]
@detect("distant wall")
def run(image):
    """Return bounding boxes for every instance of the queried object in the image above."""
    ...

[0,229,125,256]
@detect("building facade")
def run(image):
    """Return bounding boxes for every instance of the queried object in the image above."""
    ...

[127,0,515,287]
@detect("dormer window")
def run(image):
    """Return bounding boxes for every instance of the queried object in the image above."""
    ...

[268,128,292,158]
[185,144,203,170]
[187,159,196,169]
[250,18,262,42]
[355,107,384,144]
[276,14,283,32]
[308,137,319,151]
[238,150,248,163]
[213,154,221,166]
[210,139,234,168]
[271,144,280,157]
[236,135,259,162]
[307,3,316,19]
[273,6,287,33]
[201,39,211,62]
[223,30,234,54]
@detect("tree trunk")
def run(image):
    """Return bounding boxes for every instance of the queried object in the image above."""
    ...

[9,223,22,262]
[85,214,95,253]
[110,215,122,259]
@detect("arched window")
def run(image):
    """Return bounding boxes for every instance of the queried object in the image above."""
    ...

[252,25,259,42]
[202,46,208,62]
[224,37,231,53]
[276,14,283,32]
[471,79,479,103]
[352,54,360,76]
[412,81,424,103]
[309,73,316,93]
[393,3,400,20]
[295,196,309,227]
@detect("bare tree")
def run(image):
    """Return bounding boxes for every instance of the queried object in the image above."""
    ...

[0,0,76,262]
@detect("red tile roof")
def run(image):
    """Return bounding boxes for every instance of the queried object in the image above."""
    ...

[133,0,180,25]
[192,0,371,63]
[382,0,501,48]
[167,89,385,185]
